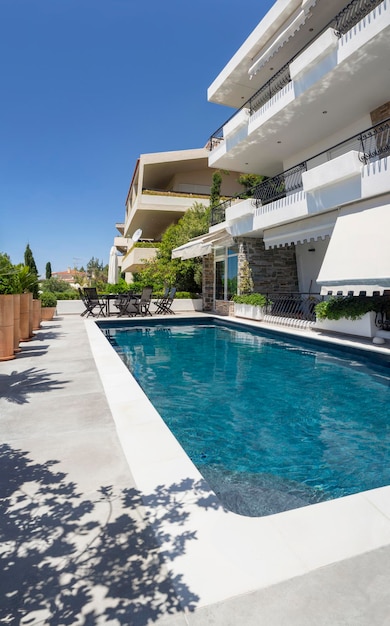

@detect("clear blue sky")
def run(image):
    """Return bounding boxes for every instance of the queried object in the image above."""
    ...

[0,0,273,275]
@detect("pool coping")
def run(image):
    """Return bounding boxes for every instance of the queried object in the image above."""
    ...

[85,313,390,608]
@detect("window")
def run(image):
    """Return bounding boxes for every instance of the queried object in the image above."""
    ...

[215,245,238,300]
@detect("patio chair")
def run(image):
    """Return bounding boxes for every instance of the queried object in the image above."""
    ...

[115,292,138,317]
[133,286,153,316]
[82,287,106,317]
[155,287,176,315]
[152,287,169,314]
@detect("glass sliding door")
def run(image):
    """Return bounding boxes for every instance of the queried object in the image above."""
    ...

[214,245,238,300]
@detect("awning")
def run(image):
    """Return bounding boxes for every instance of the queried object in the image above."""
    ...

[317,205,390,296]
[249,0,318,79]
[263,212,337,249]
[172,230,234,260]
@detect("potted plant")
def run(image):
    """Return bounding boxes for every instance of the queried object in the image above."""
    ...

[40,292,57,321]
[314,296,381,338]
[232,293,269,321]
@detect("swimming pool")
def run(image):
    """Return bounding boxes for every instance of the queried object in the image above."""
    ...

[101,317,390,517]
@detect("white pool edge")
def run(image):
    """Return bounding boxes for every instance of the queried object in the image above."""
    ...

[85,315,390,608]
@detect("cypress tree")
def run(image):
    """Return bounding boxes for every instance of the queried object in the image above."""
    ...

[24,243,39,298]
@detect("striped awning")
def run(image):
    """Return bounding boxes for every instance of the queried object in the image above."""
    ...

[317,205,390,296]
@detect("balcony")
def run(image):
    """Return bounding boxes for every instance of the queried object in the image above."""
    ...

[208,0,388,174]
[121,246,159,274]
[114,237,131,253]
[125,189,211,242]
[210,117,390,230]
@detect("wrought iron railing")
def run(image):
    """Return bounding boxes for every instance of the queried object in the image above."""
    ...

[252,162,307,208]
[265,292,323,322]
[209,117,390,225]
[334,0,384,34]
[208,0,384,151]
[210,194,247,227]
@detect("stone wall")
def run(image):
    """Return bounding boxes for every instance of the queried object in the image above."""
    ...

[214,300,234,316]
[238,238,298,294]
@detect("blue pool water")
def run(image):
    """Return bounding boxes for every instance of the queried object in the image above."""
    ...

[101,319,390,517]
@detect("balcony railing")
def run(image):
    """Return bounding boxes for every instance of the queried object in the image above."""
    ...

[252,162,307,208]
[210,117,390,226]
[208,0,384,151]
[265,292,323,322]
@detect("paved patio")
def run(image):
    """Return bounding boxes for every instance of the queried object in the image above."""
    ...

[1,314,389,625]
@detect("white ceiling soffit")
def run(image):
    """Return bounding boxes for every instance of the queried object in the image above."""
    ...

[263,212,336,249]
[248,0,318,79]
[318,205,390,296]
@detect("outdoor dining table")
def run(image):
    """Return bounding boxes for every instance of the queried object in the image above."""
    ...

[101,293,141,316]
[101,294,119,316]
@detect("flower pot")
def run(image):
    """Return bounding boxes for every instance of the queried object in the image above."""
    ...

[20,292,33,341]
[315,312,377,338]
[32,299,42,330]
[234,303,265,321]
[41,307,56,321]
[13,294,21,353]
[0,294,15,361]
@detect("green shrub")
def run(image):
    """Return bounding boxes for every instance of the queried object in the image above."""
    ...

[232,293,268,307]
[315,296,377,321]
[40,292,57,307]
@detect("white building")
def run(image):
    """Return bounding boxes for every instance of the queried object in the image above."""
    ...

[174,0,390,316]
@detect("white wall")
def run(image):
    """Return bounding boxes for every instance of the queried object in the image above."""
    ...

[295,238,330,293]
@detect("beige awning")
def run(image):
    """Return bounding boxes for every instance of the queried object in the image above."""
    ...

[317,205,390,296]
[172,230,234,260]
[263,212,336,249]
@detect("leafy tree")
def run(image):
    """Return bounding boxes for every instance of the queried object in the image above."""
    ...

[40,277,71,293]
[0,253,15,294]
[238,173,267,197]
[210,170,223,208]
[86,257,107,285]
[45,261,52,279]
[136,202,209,292]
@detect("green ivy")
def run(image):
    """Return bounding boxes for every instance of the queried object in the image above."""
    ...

[314,296,383,321]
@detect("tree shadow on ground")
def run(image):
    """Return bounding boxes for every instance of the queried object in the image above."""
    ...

[0,444,222,625]
[0,368,69,405]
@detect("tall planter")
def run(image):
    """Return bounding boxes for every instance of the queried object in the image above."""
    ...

[13,294,21,353]
[32,299,41,330]
[0,294,15,361]
[28,293,34,339]
[20,293,32,341]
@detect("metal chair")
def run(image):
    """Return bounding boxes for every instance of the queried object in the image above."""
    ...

[154,287,176,315]
[133,286,153,316]
[82,287,106,317]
